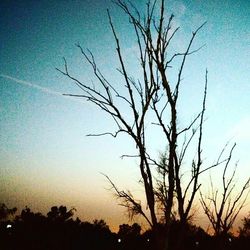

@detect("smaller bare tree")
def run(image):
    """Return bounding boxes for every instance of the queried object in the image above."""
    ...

[200,143,250,236]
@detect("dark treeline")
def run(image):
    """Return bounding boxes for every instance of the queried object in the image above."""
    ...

[0,203,250,250]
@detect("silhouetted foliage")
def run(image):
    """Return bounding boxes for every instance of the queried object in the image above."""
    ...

[118,223,141,238]
[47,205,76,222]
[0,204,250,250]
[239,213,250,237]
[235,213,250,249]
[0,205,118,250]
[0,203,17,221]
[117,223,142,250]
[237,213,250,249]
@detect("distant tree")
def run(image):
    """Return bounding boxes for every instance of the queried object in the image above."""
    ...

[18,206,43,220]
[0,205,118,250]
[0,204,17,250]
[0,203,17,221]
[93,219,110,232]
[90,219,115,250]
[237,213,250,250]
[239,213,250,238]
[47,205,76,222]
[10,207,48,250]
[118,223,141,238]
[117,223,142,250]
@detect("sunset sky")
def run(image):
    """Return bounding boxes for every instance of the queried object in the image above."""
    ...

[0,0,249,231]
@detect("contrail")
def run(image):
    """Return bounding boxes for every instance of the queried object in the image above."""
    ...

[0,74,65,96]
[0,74,85,104]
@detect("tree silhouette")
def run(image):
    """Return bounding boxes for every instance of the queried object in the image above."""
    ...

[239,213,250,237]
[47,205,76,222]
[57,1,248,249]
[118,223,141,239]
[238,213,250,249]
[117,223,142,250]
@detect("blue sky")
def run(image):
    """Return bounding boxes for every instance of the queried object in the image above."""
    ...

[0,0,249,231]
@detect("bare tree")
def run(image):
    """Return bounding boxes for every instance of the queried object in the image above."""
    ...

[57,1,224,249]
[200,143,250,237]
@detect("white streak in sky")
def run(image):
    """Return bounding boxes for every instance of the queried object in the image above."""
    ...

[0,74,85,104]
[0,74,64,96]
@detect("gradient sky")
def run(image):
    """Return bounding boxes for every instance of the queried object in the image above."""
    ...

[0,0,249,231]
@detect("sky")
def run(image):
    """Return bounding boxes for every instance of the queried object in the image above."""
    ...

[0,0,249,232]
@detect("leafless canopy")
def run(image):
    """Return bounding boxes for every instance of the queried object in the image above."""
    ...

[56,0,248,249]
[200,144,250,236]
